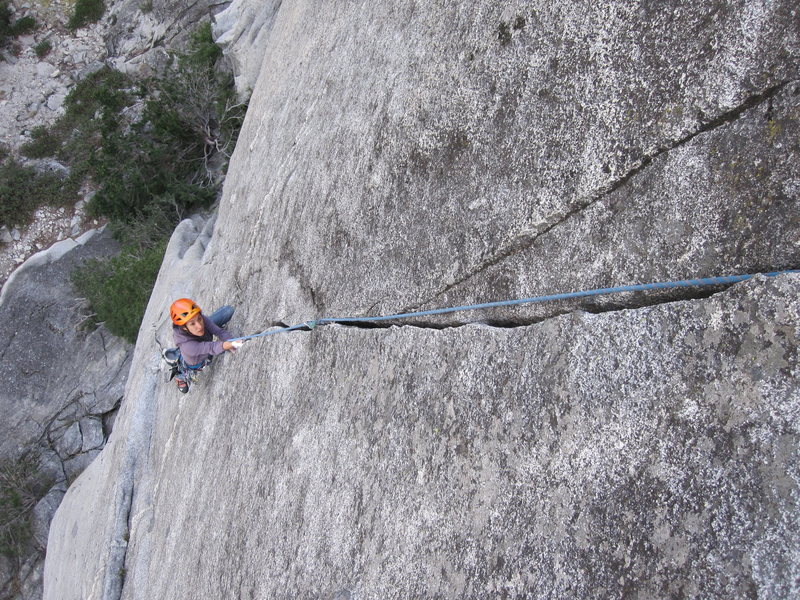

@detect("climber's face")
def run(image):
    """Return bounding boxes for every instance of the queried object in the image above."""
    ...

[185,313,205,337]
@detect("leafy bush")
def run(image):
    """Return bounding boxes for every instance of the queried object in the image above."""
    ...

[183,21,223,68]
[10,14,34,35]
[63,67,131,120]
[33,39,51,58]
[86,23,244,223]
[20,67,135,161]
[1,2,36,50]
[72,242,167,342]
[0,452,49,559]
[0,160,77,229]
[72,198,177,341]
[86,126,216,222]
[0,2,10,42]
[20,125,60,159]
[21,29,243,225]
[108,196,181,252]
[16,23,247,343]
[68,0,105,30]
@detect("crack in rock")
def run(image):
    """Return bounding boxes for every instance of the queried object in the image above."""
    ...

[318,282,734,332]
[411,80,793,311]
[0,329,18,363]
[99,374,159,600]
[102,481,134,600]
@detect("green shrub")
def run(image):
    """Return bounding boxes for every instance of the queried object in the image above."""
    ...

[20,125,60,158]
[33,39,51,57]
[0,452,49,559]
[72,242,167,343]
[0,160,77,229]
[18,68,137,200]
[85,24,242,223]
[9,14,34,35]
[1,2,36,50]
[86,124,216,222]
[68,0,105,30]
[19,67,134,161]
[108,197,180,252]
[0,162,38,227]
[0,2,10,43]
[182,21,222,69]
[140,22,246,187]
[24,23,248,344]
[61,66,132,126]
[19,30,241,229]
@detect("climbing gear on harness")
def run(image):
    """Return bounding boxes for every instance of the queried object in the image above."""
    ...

[228,269,800,343]
[160,347,209,389]
[170,298,201,326]
[162,348,180,366]
[161,348,182,382]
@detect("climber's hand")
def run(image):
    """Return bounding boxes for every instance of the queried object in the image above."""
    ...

[223,340,244,351]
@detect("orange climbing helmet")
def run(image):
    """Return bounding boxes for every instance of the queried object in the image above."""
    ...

[170,298,201,326]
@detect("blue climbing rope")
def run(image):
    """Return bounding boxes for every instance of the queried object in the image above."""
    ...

[229,270,799,342]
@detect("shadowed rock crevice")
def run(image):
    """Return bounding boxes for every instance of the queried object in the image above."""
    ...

[416,79,795,311]
[101,483,133,600]
[305,279,760,332]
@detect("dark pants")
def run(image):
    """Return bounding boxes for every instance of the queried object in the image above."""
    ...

[208,305,234,328]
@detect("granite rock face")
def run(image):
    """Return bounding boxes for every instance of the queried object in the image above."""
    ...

[0,230,133,600]
[45,1,799,599]
[106,0,224,76]
[45,260,800,599]
[211,0,799,328]
[212,0,283,97]
[43,215,218,600]
[0,229,131,464]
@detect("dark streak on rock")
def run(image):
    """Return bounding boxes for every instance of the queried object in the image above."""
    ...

[411,80,793,311]
[324,283,731,332]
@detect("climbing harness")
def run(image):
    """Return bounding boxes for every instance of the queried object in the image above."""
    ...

[160,346,210,381]
[228,269,799,343]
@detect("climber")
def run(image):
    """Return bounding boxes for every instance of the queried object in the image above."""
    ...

[166,298,242,393]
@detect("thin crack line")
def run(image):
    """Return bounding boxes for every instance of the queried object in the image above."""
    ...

[0,329,18,363]
[404,79,793,312]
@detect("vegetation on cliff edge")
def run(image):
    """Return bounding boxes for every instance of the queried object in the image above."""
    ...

[0,1,36,51]
[68,0,105,31]
[7,22,247,343]
[0,452,51,565]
